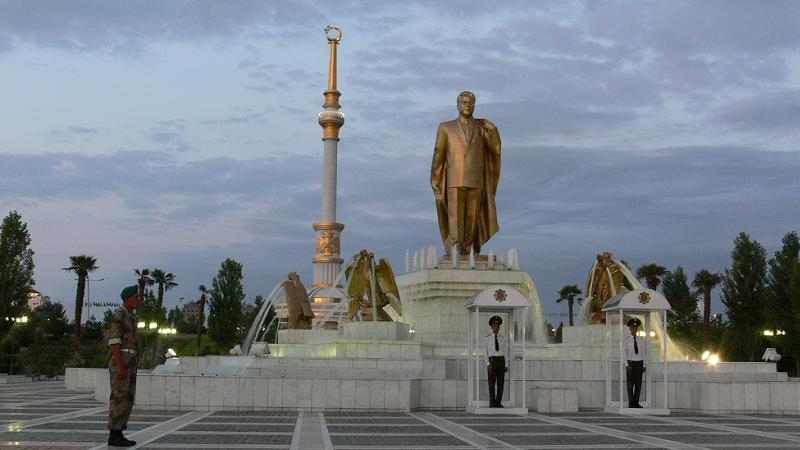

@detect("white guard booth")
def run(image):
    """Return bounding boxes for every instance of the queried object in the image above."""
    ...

[602,288,671,415]
[465,285,528,415]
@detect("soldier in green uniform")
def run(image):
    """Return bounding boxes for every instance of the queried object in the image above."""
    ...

[107,285,140,447]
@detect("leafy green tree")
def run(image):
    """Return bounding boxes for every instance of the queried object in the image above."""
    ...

[636,263,669,291]
[208,259,245,352]
[0,211,35,338]
[241,295,264,330]
[18,335,73,377]
[102,309,115,327]
[767,231,800,373]
[138,288,166,325]
[721,232,768,361]
[692,269,723,346]
[196,284,209,356]
[82,316,104,341]
[789,261,800,372]
[663,267,701,342]
[167,305,183,326]
[150,269,178,315]
[62,255,98,338]
[31,302,68,340]
[555,285,582,326]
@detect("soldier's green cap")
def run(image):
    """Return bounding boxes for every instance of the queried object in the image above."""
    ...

[120,285,138,300]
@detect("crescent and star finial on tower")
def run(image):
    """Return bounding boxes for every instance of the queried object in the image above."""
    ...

[318,25,344,140]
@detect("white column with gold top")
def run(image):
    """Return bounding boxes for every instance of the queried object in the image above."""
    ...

[313,26,346,288]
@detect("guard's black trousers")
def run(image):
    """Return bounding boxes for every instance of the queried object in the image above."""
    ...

[488,356,505,407]
[627,360,643,407]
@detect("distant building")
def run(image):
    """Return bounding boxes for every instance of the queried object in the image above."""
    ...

[181,301,201,322]
[27,288,50,311]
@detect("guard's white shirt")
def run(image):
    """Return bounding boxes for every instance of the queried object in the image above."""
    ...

[624,334,646,366]
[484,333,507,366]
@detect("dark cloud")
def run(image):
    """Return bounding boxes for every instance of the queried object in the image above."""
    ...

[0,0,324,55]
[720,90,800,131]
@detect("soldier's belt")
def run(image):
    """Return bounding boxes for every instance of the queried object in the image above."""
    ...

[120,349,137,354]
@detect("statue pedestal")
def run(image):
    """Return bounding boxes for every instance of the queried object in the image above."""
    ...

[341,321,411,341]
[395,266,544,345]
[277,329,339,344]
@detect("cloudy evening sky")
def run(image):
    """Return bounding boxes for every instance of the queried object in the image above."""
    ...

[1,0,798,322]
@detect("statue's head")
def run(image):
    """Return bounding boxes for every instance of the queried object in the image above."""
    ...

[287,272,299,281]
[457,91,475,118]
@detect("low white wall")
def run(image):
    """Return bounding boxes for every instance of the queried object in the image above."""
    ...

[65,367,105,392]
[131,374,416,412]
[64,357,798,414]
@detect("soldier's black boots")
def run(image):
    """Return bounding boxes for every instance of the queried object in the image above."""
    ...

[108,429,136,447]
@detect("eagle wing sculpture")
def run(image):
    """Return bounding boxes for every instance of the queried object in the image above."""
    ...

[347,250,372,320]
[345,250,402,321]
[375,258,402,316]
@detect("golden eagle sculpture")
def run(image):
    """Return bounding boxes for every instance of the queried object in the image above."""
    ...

[345,250,402,321]
[584,252,639,324]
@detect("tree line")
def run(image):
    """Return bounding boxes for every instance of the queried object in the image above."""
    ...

[554,231,800,372]
[0,210,273,374]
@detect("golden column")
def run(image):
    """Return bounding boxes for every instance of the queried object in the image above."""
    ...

[312,26,346,288]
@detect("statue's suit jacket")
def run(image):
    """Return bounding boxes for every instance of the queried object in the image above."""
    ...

[431,117,501,247]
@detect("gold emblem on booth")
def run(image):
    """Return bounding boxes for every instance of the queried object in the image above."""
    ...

[494,289,507,303]
[638,291,651,304]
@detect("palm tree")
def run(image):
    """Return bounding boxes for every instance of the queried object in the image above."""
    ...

[556,285,582,326]
[196,284,208,356]
[63,255,99,337]
[150,269,178,315]
[693,269,722,346]
[134,268,153,303]
[636,263,669,291]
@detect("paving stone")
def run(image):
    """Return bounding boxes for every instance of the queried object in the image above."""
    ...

[0,431,106,443]
[324,417,422,424]
[197,416,298,423]
[466,424,589,433]
[651,432,797,445]
[598,424,714,433]
[720,424,800,432]
[9,381,800,449]
[491,433,637,445]
[152,433,293,445]
[209,410,297,416]
[690,417,782,423]
[442,417,550,425]
[27,421,150,431]
[180,423,295,432]
[327,424,440,433]
[567,417,664,424]
[330,434,466,446]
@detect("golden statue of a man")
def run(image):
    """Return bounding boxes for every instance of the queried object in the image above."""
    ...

[431,91,501,256]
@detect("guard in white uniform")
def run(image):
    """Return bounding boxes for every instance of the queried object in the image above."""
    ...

[484,315,508,407]
[624,317,646,408]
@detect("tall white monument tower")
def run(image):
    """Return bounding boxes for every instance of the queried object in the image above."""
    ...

[312,26,345,288]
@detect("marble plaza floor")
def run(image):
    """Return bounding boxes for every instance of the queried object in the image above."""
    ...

[4,382,800,449]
